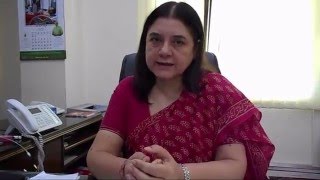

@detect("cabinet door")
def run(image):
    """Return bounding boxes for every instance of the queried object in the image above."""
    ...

[43,137,64,172]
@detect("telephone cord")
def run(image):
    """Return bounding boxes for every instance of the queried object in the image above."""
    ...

[22,133,45,172]
[37,132,44,147]
[0,136,31,157]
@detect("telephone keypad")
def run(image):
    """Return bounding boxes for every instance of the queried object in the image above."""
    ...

[34,114,55,128]
[30,105,62,132]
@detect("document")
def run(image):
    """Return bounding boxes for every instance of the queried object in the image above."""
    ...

[65,111,99,118]
[30,171,79,180]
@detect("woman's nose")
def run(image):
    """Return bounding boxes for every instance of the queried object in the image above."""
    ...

[159,41,172,56]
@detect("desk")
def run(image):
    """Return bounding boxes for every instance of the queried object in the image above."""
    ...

[0,114,103,173]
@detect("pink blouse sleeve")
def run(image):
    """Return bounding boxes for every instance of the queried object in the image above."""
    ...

[100,77,134,139]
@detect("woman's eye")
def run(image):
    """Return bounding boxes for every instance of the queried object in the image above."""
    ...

[174,40,185,46]
[150,37,160,42]
[149,37,162,47]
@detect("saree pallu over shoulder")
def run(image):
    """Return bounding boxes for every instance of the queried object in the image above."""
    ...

[126,73,274,179]
[214,98,274,179]
[202,73,275,179]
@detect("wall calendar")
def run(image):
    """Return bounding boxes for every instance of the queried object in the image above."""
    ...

[18,0,66,60]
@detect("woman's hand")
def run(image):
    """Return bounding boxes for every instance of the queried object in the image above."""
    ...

[121,152,151,180]
[131,145,184,180]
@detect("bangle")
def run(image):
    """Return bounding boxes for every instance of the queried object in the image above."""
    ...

[180,163,191,180]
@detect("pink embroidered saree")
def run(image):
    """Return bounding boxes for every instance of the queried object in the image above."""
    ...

[101,73,275,179]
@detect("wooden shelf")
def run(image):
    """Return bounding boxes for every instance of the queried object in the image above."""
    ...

[65,134,96,151]
[64,152,87,167]
[64,155,78,165]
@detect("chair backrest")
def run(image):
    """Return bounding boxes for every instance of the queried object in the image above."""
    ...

[119,52,221,82]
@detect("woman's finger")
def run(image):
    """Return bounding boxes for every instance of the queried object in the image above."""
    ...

[151,159,163,164]
[132,159,165,178]
[142,155,151,162]
[123,160,136,178]
[144,145,173,162]
[129,151,150,161]
[131,164,161,180]
[124,173,136,180]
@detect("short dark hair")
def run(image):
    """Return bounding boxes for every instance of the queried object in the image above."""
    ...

[133,1,205,102]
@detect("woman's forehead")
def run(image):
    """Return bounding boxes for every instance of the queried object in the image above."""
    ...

[147,18,192,38]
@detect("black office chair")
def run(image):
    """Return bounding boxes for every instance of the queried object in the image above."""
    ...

[119,52,221,82]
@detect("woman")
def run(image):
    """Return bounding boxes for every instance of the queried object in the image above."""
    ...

[87,1,275,179]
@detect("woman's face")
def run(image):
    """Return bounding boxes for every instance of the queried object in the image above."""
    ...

[145,18,195,81]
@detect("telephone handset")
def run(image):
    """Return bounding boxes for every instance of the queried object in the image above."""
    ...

[6,99,62,134]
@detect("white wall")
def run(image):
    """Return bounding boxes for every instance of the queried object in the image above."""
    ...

[20,61,66,108]
[0,0,319,167]
[64,0,138,108]
[261,108,320,166]
[0,0,21,120]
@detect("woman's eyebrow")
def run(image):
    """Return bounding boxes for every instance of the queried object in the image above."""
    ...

[148,32,187,40]
[148,32,160,37]
[172,35,186,40]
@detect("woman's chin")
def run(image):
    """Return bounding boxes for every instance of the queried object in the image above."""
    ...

[154,73,182,81]
[154,73,175,80]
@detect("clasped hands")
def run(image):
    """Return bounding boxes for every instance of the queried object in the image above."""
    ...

[120,145,183,180]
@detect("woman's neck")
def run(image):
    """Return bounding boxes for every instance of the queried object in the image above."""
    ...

[150,78,183,103]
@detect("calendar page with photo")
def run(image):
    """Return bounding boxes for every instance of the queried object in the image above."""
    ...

[18,0,66,60]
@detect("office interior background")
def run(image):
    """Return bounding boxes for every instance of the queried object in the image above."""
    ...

[0,0,320,168]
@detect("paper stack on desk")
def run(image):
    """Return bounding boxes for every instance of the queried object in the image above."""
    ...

[65,111,99,118]
[67,103,107,113]
[65,103,107,118]
[30,171,79,180]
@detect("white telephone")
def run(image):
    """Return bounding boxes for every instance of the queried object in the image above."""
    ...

[5,99,62,134]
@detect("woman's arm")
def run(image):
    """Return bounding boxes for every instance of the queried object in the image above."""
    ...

[132,143,247,180]
[185,143,247,179]
[86,130,125,179]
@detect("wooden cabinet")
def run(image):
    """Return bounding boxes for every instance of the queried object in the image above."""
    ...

[0,114,102,173]
[63,121,100,172]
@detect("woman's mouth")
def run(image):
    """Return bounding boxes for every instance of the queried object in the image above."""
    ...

[156,62,174,66]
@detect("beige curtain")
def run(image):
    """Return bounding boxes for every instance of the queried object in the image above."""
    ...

[208,0,320,110]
